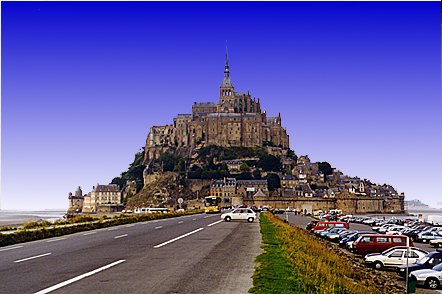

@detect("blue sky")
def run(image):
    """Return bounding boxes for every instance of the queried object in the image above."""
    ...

[2,2,441,210]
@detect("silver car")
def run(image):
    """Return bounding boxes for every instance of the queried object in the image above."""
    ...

[411,263,442,289]
[221,208,256,222]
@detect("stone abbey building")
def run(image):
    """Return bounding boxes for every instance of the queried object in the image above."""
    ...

[144,52,290,162]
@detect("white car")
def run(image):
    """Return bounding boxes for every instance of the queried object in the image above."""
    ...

[221,208,256,222]
[430,239,442,248]
[365,246,428,270]
[411,263,442,289]
[385,226,406,235]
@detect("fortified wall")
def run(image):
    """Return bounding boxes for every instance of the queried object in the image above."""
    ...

[244,194,405,214]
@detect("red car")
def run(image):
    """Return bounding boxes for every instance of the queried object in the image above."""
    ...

[353,234,413,256]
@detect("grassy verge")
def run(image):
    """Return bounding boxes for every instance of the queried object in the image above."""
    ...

[0,210,203,247]
[251,213,380,294]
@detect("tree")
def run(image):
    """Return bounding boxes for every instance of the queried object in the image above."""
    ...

[252,170,262,180]
[258,154,282,172]
[266,173,281,191]
[159,152,178,172]
[240,163,250,172]
[318,162,333,176]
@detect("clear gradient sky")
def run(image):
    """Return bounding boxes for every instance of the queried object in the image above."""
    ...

[2,2,441,210]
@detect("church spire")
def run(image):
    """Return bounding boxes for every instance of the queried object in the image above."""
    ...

[221,43,232,87]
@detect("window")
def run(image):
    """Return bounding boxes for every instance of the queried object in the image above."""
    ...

[389,250,404,258]
[392,237,405,243]
[361,236,373,243]
[376,237,389,243]
[405,251,419,258]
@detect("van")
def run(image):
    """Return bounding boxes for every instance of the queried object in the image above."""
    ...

[353,234,413,255]
[312,221,349,231]
[427,215,442,226]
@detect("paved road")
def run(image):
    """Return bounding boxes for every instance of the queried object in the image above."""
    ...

[0,213,262,294]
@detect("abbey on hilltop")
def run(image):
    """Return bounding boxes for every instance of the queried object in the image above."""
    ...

[144,49,290,162]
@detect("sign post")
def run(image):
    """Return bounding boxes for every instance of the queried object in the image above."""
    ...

[177,197,184,210]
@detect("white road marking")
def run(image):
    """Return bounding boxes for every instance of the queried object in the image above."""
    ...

[155,226,163,229]
[207,220,223,227]
[0,245,23,252]
[46,237,67,243]
[33,259,126,294]
[192,218,197,221]
[203,216,210,218]
[154,228,204,248]
[107,227,118,231]
[14,253,51,263]
[178,221,183,224]
[83,232,96,236]
[114,234,128,239]
[125,224,135,227]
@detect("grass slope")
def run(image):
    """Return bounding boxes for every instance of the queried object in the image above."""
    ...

[251,213,381,294]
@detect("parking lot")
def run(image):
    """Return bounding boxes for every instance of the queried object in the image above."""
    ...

[277,212,442,293]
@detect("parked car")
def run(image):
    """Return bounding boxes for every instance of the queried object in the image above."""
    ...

[385,226,406,235]
[271,208,284,214]
[417,231,442,243]
[430,239,442,248]
[326,228,349,241]
[353,234,413,256]
[397,250,442,278]
[339,231,376,249]
[221,208,256,222]
[410,263,442,289]
[311,221,349,231]
[320,227,346,239]
[364,246,428,270]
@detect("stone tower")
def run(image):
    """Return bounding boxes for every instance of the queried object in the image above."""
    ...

[219,46,235,111]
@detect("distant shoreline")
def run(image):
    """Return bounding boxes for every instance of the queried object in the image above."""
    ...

[0,210,66,227]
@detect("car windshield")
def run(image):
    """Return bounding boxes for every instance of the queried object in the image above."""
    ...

[417,256,430,265]
[433,263,442,271]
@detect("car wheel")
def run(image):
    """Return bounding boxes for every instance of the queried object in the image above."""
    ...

[425,278,440,290]
[247,217,254,223]
[224,216,231,222]
[374,261,383,270]
[438,243,442,248]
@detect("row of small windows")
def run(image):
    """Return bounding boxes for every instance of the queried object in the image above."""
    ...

[222,90,233,96]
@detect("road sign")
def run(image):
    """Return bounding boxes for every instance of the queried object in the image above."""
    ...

[177,198,184,204]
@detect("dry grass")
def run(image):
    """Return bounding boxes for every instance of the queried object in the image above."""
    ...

[261,213,381,293]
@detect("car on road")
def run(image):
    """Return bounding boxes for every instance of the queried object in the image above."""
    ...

[397,250,442,278]
[221,208,256,223]
[364,246,428,270]
[410,263,442,289]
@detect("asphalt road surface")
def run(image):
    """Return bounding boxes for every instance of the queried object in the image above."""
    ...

[0,213,262,294]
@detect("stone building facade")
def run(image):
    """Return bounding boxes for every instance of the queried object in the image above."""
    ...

[144,51,290,162]
[68,186,84,213]
[82,184,123,213]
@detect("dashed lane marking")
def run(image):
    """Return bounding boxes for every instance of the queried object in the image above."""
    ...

[114,234,128,239]
[155,226,163,229]
[154,228,204,248]
[207,220,223,227]
[0,246,23,252]
[33,260,126,294]
[46,238,67,243]
[83,232,96,236]
[14,253,51,263]
[178,221,184,224]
